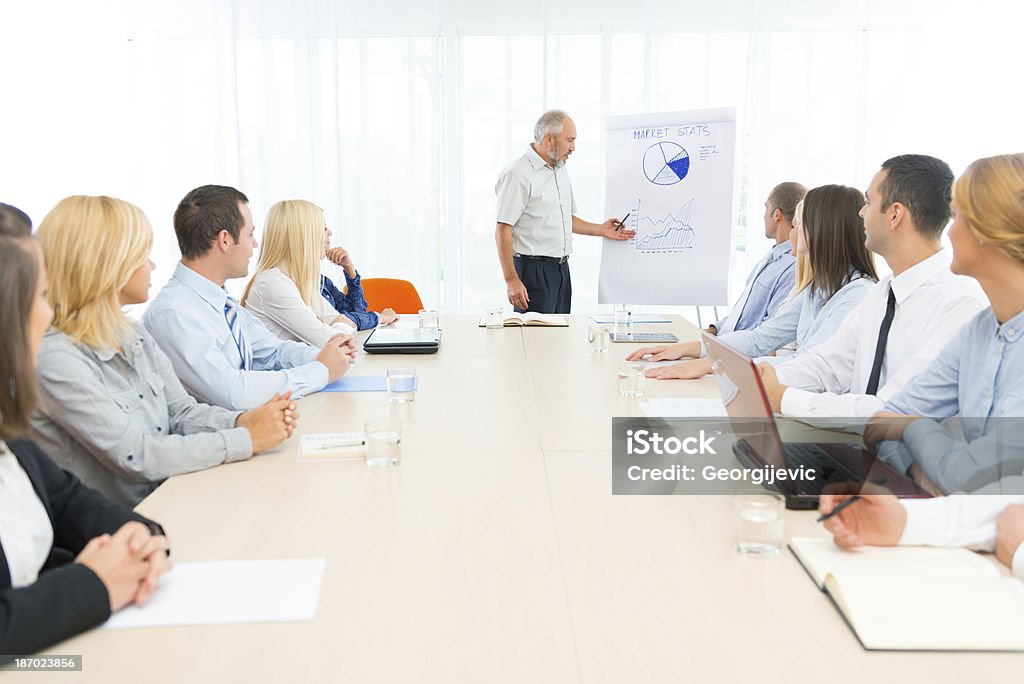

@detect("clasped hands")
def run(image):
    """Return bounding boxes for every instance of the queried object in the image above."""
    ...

[75,521,172,611]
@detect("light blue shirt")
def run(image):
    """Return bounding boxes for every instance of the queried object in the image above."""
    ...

[144,263,328,410]
[713,276,874,362]
[715,241,796,333]
[880,307,1024,492]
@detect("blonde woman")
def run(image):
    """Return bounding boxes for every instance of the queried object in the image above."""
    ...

[242,200,395,345]
[781,199,813,309]
[773,199,812,357]
[31,196,297,507]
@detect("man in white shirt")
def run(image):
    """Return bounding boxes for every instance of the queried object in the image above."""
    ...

[759,155,986,418]
[145,185,355,410]
[819,490,1024,580]
[495,110,636,314]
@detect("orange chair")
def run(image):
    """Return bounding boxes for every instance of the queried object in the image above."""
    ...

[361,278,424,314]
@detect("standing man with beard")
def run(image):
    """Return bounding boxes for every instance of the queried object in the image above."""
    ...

[495,110,636,314]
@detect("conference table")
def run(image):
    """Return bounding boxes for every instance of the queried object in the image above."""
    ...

[18,315,1023,682]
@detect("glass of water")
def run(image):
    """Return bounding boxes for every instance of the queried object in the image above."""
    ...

[617,363,645,397]
[613,303,634,336]
[418,309,439,335]
[587,325,610,353]
[386,367,416,403]
[734,492,785,556]
[365,416,402,467]
[485,307,504,329]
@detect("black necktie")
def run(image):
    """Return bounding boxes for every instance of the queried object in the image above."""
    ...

[865,286,897,395]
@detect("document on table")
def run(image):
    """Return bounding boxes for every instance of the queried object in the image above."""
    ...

[104,558,326,629]
[641,397,727,417]
[321,375,387,392]
[589,314,672,324]
[297,432,366,462]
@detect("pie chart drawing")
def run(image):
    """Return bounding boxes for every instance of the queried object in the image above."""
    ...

[643,142,690,186]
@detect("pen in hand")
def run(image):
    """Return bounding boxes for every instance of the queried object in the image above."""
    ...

[816,495,861,523]
[816,476,888,523]
[615,212,631,231]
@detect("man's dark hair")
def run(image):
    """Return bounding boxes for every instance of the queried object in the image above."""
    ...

[173,185,250,259]
[803,184,878,301]
[878,155,955,239]
[767,182,807,223]
[0,203,32,237]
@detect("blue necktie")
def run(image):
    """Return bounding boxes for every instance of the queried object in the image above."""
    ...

[224,296,253,371]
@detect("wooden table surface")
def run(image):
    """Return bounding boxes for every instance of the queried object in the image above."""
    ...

[17,315,1022,682]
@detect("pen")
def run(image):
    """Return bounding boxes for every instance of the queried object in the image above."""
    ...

[815,479,888,520]
[816,495,860,523]
[316,439,366,450]
[615,212,631,231]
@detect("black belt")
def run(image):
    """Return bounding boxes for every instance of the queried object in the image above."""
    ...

[514,253,569,264]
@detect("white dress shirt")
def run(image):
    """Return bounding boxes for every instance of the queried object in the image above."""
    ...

[900,494,1024,579]
[775,250,986,418]
[495,145,577,258]
[144,263,328,410]
[244,267,356,348]
[0,441,54,588]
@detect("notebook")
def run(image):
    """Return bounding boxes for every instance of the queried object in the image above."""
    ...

[478,312,568,327]
[789,536,1024,651]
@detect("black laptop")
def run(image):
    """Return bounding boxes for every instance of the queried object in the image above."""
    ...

[363,327,441,354]
[703,333,930,507]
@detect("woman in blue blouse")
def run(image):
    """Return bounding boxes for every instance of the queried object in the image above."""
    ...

[322,239,398,330]
[864,153,1024,494]
[628,184,877,379]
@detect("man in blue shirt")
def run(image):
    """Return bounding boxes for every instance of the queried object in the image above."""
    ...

[709,182,806,335]
[145,185,355,410]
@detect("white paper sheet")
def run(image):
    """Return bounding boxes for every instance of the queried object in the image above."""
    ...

[599,108,737,306]
[298,432,366,462]
[640,397,727,417]
[104,558,326,629]
[589,315,672,324]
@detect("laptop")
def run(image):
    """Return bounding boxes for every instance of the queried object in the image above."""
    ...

[362,327,441,354]
[703,333,930,507]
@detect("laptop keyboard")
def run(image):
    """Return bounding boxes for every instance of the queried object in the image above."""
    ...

[782,443,862,494]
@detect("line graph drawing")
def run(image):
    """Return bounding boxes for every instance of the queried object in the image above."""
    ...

[629,198,696,252]
[642,142,690,186]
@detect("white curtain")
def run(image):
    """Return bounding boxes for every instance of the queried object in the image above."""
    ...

[2,0,1021,315]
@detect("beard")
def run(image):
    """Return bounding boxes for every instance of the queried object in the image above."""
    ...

[547,151,567,168]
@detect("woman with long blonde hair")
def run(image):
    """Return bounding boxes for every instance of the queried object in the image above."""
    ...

[242,200,396,345]
[31,196,296,507]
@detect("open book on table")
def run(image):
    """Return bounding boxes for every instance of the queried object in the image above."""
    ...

[789,536,1024,651]
[478,312,568,327]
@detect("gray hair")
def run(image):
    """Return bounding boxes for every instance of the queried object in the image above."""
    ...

[534,110,570,143]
